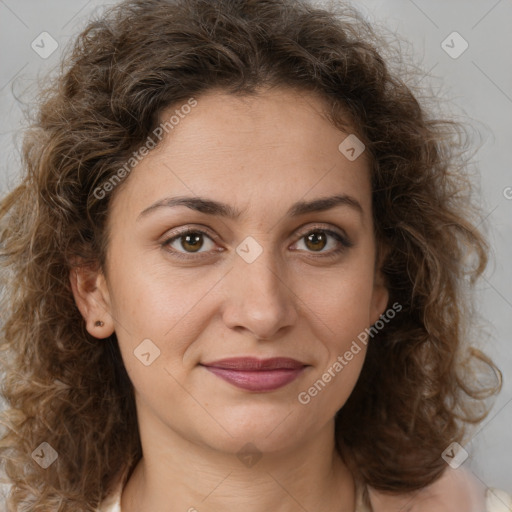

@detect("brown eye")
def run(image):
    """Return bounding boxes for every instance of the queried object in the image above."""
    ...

[304,231,328,252]
[292,227,353,257]
[180,233,204,253]
[162,229,217,257]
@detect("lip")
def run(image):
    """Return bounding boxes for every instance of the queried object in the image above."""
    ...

[200,357,308,392]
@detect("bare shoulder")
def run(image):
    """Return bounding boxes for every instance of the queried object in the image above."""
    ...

[367,466,487,512]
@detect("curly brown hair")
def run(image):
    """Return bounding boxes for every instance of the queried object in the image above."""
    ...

[0,0,502,510]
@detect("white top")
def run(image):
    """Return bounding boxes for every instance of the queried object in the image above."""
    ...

[96,478,512,512]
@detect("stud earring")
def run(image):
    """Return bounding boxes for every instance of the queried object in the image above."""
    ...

[95,320,104,327]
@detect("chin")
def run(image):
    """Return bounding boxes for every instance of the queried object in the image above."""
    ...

[196,406,315,455]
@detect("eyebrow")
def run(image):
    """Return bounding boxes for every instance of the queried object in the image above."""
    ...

[137,194,363,221]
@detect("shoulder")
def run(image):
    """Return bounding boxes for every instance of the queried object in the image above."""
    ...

[97,491,121,512]
[486,488,512,511]
[367,466,497,512]
[416,466,487,511]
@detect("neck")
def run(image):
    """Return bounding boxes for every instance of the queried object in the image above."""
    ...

[120,409,356,512]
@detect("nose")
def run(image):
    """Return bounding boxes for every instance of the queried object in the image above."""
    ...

[219,246,299,341]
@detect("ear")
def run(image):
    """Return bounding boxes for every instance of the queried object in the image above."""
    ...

[369,244,390,325]
[370,279,389,326]
[69,262,115,339]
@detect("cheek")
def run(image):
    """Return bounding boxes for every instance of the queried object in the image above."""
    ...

[106,254,227,389]
[107,248,218,336]
[294,262,377,345]
[297,343,367,422]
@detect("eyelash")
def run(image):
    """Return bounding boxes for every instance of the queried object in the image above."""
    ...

[161,225,353,261]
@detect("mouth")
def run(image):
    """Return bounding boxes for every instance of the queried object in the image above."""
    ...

[200,357,308,392]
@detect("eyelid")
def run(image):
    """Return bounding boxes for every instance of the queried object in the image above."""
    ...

[162,224,218,240]
[293,222,350,242]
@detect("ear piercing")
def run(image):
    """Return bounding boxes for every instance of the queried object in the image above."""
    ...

[95,320,104,327]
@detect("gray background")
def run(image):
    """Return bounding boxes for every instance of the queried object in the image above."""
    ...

[0,0,511,492]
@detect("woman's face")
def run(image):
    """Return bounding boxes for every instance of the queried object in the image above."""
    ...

[80,87,388,455]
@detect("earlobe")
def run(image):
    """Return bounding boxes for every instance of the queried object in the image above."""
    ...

[69,264,115,339]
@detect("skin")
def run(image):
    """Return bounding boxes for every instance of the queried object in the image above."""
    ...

[367,466,488,511]
[70,87,484,511]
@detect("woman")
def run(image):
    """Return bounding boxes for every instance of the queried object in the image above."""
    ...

[0,0,510,510]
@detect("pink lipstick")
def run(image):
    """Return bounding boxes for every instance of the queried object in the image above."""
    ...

[201,357,307,392]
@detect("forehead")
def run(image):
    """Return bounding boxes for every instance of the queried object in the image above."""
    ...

[155,87,358,158]
[108,87,372,225]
